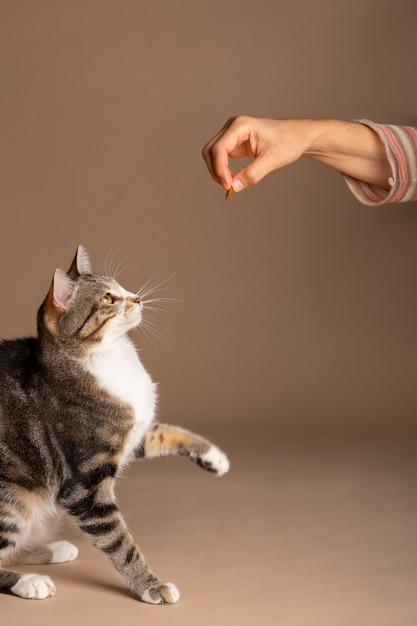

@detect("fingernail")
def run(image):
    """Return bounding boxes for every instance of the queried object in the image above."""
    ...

[232,179,243,192]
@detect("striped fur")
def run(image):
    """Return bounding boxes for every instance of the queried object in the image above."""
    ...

[0,246,229,603]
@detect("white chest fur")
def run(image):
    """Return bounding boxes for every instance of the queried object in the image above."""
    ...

[83,336,157,464]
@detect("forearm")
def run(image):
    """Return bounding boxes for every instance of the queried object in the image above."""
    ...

[203,115,417,204]
[303,119,391,189]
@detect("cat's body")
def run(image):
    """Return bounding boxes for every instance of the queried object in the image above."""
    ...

[0,247,229,603]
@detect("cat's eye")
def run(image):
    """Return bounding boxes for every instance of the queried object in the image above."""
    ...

[102,293,115,305]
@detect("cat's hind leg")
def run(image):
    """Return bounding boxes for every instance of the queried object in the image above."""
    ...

[138,424,230,476]
[5,540,78,566]
[0,487,58,599]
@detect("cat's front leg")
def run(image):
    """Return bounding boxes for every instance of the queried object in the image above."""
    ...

[137,424,230,476]
[59,477,179,604]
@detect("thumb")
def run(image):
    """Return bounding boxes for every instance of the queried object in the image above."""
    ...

[232,154,275,192]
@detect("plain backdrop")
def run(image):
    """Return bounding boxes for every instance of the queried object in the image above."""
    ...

[1,2,417,625]
[1,0,417,430]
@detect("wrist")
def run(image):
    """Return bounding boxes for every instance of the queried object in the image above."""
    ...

[282,118,322,156]
[304,118,349,156]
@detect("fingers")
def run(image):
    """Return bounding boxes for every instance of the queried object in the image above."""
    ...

[231,155,273,191]
[202,115,273,194]
[202,135,233,189]
[202,117,239,189]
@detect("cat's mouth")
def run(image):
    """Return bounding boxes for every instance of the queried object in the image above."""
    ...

[126,304,142,325]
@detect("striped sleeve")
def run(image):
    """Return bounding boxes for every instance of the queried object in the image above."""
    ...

[343,120,417,205]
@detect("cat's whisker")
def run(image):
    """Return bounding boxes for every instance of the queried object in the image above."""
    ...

[140,318,168,337]
[142,303,179,314]
[103,246,132,280]
[135,275,156,297]
[104,244,121,278]
[143,307,174,316]
[140,313,170,334]
[103,245,113,276]
[136,273,176,300]
[138,285,169,300]
[112,258,132,281]
[141,295,182,318]
[136,320,169,349]
[142,297,181,305]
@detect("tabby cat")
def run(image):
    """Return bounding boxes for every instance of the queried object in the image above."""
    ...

[0,246,229,603]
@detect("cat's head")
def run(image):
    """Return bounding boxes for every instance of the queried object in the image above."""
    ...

[39,246,143,353]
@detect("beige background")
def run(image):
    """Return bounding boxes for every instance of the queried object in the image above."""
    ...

[1,1,417,625]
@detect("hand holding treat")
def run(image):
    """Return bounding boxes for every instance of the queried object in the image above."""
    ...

[202,115,395,201]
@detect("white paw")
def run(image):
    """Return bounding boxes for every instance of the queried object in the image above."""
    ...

[199,445,230,476]
[11,574,56,600]
[142,581,180,605]
[47,540,79,563]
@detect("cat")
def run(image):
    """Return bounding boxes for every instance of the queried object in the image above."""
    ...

[0,245,229,603]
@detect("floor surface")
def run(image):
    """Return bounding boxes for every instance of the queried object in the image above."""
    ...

[2,427,417,626]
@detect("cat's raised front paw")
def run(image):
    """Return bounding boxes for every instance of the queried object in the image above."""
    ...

[11,574,56,600]
[141,581,180,605]
[197,444,230,476]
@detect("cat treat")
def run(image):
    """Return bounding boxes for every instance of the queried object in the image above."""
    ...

[0,246,229,604]
[225,186,235,200]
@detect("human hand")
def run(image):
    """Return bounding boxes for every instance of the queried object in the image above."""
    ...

[202,116,392,195]
[202,116,313,194]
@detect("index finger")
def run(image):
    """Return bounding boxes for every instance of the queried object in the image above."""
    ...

[202,131,234,189]
[202,119,251,189]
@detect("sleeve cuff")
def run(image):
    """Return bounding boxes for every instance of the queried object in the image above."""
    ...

[343,120,417,206]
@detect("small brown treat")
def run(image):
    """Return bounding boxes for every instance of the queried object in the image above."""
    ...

[225,186,235,200]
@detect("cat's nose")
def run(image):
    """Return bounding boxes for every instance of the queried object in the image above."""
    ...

[127,294,142,307]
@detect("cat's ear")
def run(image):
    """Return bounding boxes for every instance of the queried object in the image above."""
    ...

[67,245,92,279]
[51,268,75,313]
[42,269,75,334]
